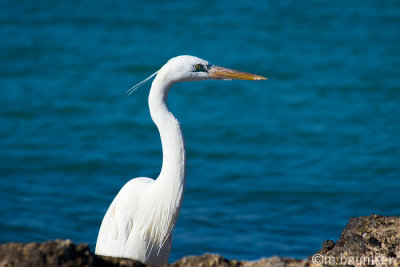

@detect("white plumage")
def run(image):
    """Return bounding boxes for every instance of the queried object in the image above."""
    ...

[95,55,266,265]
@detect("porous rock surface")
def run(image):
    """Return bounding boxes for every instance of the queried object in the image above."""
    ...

[315,214,400,266]
[0,240,143,267]
[0,215,399,267]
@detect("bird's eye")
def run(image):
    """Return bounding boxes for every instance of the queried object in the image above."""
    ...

[194,64,202,71]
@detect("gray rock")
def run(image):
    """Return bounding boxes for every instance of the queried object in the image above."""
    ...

[0,239,144,267]
[170,254,309,267]
[315,214,400,266]
[0,215,399,267]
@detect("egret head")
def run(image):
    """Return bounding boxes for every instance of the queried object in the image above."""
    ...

[127,55,266,95]
[161,55,267,83]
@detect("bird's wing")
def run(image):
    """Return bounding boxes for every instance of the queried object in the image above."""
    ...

[95,177,154,258]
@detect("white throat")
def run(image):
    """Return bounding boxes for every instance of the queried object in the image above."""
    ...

[148,73,186,200]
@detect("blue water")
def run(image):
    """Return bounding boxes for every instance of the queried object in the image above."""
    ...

[1,0,400,263]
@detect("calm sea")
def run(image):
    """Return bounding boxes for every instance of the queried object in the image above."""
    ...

[1,0,400,262]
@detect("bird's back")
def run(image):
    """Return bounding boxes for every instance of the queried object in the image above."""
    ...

[95,177,172,265]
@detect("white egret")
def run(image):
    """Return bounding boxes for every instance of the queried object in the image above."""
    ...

[95,55,266,265]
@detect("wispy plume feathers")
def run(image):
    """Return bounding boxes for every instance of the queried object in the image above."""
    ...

[126,70,159,96]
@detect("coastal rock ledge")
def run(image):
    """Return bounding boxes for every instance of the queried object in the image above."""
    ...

[1,215,399,267]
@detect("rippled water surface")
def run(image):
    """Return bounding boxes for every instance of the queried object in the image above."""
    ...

[1,0,400,262]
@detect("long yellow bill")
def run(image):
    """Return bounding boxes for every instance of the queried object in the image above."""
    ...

[209,65,267,80]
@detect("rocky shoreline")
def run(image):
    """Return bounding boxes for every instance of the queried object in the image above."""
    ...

[1,215,399,267]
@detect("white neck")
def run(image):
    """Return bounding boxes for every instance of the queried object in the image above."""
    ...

[148,73,186,201]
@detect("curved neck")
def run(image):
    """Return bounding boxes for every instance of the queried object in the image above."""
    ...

[148,75,186,192]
